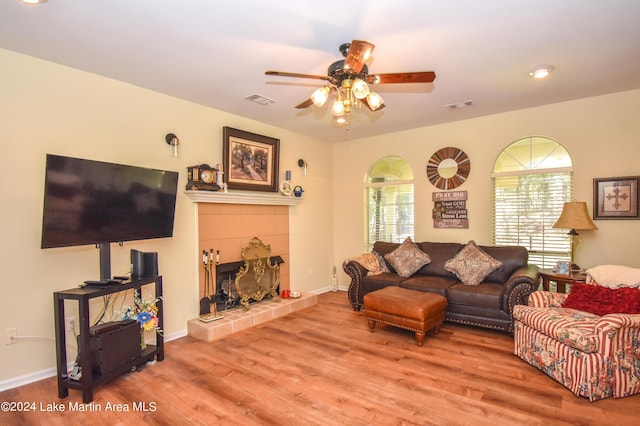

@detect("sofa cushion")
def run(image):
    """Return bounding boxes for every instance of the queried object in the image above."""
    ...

[562,282,640,316]
[446,283,504,310]
[444,240,502,286]
[384,237,431,277]
[513,305,600,353]
[399,275,458,297]
[361,274,406,294]
[479,245,528,284]
[415,242,463,278]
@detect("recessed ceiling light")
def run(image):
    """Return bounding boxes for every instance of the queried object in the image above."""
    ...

[21,0,47,4]
[529,65,554,79]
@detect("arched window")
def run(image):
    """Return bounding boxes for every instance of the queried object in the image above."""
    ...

[364,156,414,251]
[492,136,573,268]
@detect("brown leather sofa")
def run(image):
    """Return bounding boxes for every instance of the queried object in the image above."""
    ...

[343,241,539,333]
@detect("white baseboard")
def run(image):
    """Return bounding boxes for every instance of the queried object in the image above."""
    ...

[0,367,58,392]
[309,285,345,295]
[0,329,188,392]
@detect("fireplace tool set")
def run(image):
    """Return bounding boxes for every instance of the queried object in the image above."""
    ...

[199,249,224,322]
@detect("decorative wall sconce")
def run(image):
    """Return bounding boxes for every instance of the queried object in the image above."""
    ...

[165,133,180,157]
[298,159,308,176]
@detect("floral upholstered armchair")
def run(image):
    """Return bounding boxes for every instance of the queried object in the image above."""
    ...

[513,265,640,401]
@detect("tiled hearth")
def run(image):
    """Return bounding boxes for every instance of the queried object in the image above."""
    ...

[187,293,318,343]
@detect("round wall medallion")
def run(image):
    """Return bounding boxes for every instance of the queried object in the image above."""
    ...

[426,147,470,190]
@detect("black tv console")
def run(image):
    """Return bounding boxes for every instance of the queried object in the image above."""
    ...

[53,276,163,403]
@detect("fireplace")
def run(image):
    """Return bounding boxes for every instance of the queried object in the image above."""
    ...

[185,187,318,341]
[187,192,299,319]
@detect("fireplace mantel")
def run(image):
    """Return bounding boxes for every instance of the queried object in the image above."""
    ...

[185,190,301,206]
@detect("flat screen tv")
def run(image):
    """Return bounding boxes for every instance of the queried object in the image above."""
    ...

[41,154,179,282]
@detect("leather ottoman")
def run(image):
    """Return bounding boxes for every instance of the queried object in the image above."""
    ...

[363,286,447,346]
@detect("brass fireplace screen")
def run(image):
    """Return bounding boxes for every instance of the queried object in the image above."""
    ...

[235,237,280,310]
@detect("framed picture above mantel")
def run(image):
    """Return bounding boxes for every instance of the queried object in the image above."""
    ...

[593,176,639,219]
[222,127,280,192]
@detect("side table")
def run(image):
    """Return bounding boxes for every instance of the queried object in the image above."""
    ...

[538,269,586,293]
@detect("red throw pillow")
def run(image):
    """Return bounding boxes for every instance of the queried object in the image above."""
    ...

[563,282,640,315]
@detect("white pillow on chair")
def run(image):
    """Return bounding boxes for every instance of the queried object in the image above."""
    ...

[586,264,640,288]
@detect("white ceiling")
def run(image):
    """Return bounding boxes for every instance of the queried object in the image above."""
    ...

[2,0,640,143]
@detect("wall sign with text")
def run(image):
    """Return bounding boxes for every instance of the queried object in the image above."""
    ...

[432,191,468,229]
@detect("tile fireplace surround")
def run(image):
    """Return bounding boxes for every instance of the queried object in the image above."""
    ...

[186,190,313,342]
[187,293,318,342]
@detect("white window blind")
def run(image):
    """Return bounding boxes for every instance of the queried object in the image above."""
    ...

[364,156,414,252]
[492,171,573,269]
[365,183,414,251]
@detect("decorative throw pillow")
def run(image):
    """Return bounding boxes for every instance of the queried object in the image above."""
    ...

[444,240,502,286]
[350,253,381,274]
[586,265,640,289]
[384,237,431,278]
[563,282,640,315]
[371,250,390,273]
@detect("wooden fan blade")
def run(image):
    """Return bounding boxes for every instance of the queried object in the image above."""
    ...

[295,98,314,109]
[344,40,375,74]
[266,71,330,81]
[361,97,386,112]
[368,71,436,84]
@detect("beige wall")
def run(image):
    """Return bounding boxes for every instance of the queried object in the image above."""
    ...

[0,49,333,385]
[2,46,639,388]
[333,89,640,283]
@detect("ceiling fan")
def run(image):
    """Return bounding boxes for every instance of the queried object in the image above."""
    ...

[266,40,436,128]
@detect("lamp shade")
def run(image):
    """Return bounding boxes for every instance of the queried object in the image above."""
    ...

[351,78,370,99]
[366,91,384,110]
[310,86,331,107]
[331,99,345,116]
[553,201,598,230]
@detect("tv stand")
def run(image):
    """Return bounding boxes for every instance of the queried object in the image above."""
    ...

[54,276,163,403]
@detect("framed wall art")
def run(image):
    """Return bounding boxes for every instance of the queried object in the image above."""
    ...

[593,176,639,219]
[222,127,280,192]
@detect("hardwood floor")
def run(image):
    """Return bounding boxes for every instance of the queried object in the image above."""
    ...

[2,291,639,425]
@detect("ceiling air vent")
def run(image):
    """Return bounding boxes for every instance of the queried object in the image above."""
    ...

[245,93,275,105]
[446,100,474,110]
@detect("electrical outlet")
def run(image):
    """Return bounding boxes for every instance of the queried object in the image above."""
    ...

[5,328,17,345]
[66,317,77,332]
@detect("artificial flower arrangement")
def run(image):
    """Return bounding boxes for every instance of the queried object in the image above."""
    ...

[122,289,162,349]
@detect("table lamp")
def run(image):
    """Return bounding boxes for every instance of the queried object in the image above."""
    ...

[552,201,598,271]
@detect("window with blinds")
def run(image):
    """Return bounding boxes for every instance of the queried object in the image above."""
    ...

[492,137,573,269]
[364,156,414,252]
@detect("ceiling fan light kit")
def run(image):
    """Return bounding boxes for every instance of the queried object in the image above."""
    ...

[310,86,331,107]
[332,98,346,116]
[352,78,370,99]
[366,91,384,110]
[266,40,436,130]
